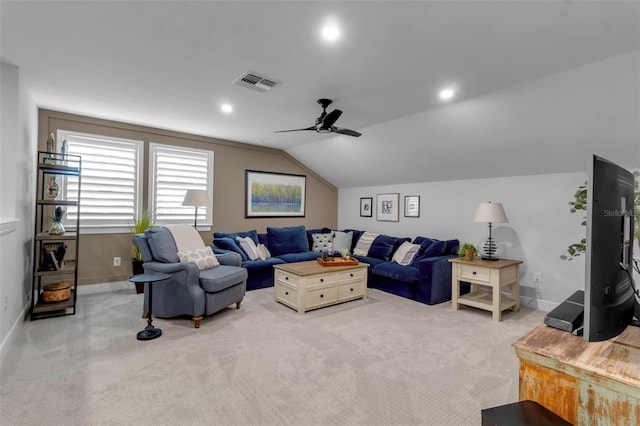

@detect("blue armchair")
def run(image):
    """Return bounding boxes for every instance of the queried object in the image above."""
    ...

[132,227,247,328]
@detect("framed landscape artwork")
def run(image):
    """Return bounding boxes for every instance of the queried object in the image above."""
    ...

[245,170,306,217]
[376,193,399,222]
[360,197,373,217]
[404,195,420,218]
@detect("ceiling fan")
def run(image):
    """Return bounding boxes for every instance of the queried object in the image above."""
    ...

[275,99,362,137]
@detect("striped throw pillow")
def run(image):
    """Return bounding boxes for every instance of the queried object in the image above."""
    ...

[353,232,379,256]
[392,241,420,266]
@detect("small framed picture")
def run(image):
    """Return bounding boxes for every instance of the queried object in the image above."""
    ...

[404,196,420,218]
[376,193,400,222]
[360,197,373,217]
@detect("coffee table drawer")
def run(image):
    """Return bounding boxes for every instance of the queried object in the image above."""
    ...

[306,286,338,309]
[276,270,299,286]
[337,268,366,283]
[338,281,365,300]
[276,283,298,307]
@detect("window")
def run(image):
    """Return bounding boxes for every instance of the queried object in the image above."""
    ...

[58,130,143,233]
[149,143,213,228]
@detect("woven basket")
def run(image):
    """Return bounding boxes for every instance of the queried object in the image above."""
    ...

[43,282,71,303]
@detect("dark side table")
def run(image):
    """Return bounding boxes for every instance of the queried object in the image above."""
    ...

[128,273,171,341]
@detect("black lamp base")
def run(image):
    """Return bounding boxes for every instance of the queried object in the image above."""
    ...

[137,328,162,341]
[481,256,500,261]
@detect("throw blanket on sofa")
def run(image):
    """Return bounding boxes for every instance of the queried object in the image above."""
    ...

[165,224,205,252]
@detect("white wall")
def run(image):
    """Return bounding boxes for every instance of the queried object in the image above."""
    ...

[0,62,37,360]
[339,171,640,312]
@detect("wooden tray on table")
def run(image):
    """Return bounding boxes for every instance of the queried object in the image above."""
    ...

[317,257,359,266]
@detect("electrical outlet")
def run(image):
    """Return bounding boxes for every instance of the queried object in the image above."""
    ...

[113,256,121,267]
[533,272,541,283]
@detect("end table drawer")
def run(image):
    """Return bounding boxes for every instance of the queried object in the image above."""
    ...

[459,264,491,283]
[306,286,338,309]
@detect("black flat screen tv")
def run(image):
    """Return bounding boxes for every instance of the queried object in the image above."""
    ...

[584,155,637,342]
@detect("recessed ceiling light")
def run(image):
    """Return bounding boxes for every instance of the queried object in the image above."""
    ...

[321,26,340,41]
[439,88,455,101]
[221,104,233,113]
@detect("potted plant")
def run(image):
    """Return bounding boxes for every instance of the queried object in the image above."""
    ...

[458,243,477,261]
[131,211,155,293]
[561,171,639,260]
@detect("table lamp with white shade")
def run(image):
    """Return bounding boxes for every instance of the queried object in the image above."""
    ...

[182,189,210,228]
[473,202,508,261]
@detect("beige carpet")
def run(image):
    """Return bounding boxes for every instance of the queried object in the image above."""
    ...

[1,285,545,425]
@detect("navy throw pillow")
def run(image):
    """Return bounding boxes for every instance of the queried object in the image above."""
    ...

[214,229,259,245]
[267,226,309,256]
[213,237,248,261]
[368,235,397,260]
[422,240,446,258]
[444,239,460,255]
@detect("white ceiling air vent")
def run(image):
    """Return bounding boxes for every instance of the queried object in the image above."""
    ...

[233,72,278,93]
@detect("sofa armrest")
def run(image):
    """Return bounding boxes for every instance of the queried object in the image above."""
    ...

[215,250,242,267]
[416,255,456,304]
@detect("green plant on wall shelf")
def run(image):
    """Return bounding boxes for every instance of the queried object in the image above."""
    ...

[131,211,155,261]
[561,171,639,261]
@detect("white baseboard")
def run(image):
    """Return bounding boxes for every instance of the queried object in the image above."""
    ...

[77,281,133,295]
[0,300,30,363]
[520,295,557,313]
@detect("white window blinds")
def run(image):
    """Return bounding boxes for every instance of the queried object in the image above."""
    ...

[149,143,213,227]
[58,130,143,232]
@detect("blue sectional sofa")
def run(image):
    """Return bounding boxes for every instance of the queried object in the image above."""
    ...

[212,225,469,305]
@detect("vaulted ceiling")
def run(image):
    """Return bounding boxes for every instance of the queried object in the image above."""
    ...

[2,1,639,187]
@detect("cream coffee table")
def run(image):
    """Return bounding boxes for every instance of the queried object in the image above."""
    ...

[274,260,369,314]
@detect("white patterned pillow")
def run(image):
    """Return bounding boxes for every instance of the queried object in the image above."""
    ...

[392,241,420,266]
[236,236,259,261]
[177,246,220,270]
[353,232,379,256]
[312,233,334,252]
[256,243,271,260]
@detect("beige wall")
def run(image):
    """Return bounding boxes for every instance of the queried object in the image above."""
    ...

[38,109,337,284]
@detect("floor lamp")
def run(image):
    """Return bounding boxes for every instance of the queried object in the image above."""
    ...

[182,189,210,228]
[473,202,508,261]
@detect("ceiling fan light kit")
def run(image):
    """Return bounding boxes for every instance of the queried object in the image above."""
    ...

[275,98,362,137]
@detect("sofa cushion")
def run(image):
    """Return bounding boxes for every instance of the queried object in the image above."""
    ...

[267,226,309,256]
[241,257,285,272]
[368,235,397,260]
[213,237,248,262]
[276,251,322,263]
[353,231,379,256]
[371,262,419,284]
[177,246,220,270]
[236,236,259,260]
[199,265,248,293]
[311,232,334,252]
[332,231,353,253]
[392,242,420,266]
[214,229,259,245]
[144,227,180,263]
[351,255,387,268]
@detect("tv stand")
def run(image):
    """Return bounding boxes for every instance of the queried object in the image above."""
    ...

[513,324,640,424]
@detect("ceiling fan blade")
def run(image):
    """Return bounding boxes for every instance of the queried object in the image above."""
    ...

[321,109,342,129]
[333,127,362,137]
[274,126,316,133]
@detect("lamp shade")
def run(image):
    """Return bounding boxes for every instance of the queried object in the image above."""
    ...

[182,189,210,207]
[472,202,508,223]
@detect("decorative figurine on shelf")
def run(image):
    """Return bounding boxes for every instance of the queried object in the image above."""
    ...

[48,207,66,235]
[44,132,56,164]
[46,176,59,200]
